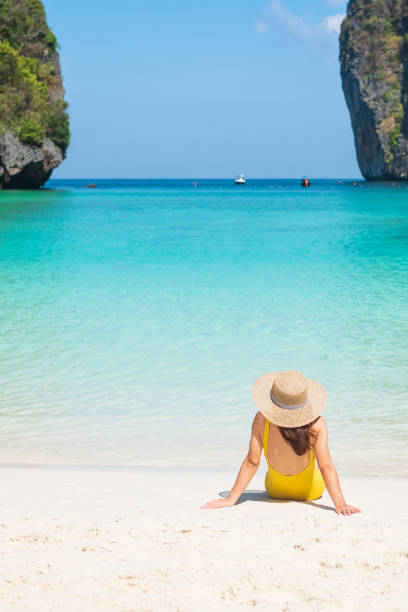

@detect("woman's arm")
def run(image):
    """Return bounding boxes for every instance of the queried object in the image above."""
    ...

[202,413,263,509]
[313,418,361,516]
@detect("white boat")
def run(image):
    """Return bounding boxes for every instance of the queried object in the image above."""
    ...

[235,174,246,185]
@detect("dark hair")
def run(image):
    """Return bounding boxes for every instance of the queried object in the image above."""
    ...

[278,417,320,456]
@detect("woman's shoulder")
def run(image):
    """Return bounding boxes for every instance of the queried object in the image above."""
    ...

[310,416,327,437]
[252,411,266,435]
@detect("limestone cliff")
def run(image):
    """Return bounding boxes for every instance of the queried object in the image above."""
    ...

[0,0,69,188]
[340,0,408,180]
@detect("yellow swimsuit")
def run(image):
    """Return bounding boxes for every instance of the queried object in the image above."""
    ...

[263,420,325,501]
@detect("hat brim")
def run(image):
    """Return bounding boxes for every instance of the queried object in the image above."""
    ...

[252,372,326,428]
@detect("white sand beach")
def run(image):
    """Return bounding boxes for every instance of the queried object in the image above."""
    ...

[0,467,407,611]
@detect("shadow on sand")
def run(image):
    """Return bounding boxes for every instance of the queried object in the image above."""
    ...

[218,489,335,512]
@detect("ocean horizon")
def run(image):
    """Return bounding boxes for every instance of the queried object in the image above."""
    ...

[1,179,407,476]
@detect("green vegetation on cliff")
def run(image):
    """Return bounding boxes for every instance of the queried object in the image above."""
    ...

[340,0,408,168]
[0,0,69,151]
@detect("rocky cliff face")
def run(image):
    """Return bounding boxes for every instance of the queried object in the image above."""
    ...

[340,0,408,180]
[0,0,69,189]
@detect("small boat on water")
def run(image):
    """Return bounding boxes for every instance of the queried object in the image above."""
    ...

[235,174,246,185]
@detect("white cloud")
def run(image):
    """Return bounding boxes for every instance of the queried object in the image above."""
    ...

[256,19,270,34]
[256,1,345,40]
[268,0,315,39]
[323,13,346,34]
[325,0,347,7]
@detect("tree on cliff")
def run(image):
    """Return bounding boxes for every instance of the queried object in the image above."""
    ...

[0,0,69,188]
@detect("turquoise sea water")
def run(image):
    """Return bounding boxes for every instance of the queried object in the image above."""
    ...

[0,179,407,475]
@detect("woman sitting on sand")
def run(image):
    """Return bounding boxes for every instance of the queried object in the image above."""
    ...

[203,370,361,516]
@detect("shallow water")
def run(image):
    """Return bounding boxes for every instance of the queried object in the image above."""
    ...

[0,179,407,475]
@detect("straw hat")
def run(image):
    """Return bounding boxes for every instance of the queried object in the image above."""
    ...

[252,370,326,428]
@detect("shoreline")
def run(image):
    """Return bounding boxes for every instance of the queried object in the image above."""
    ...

[0,467,407,610]
[1,461,408,478]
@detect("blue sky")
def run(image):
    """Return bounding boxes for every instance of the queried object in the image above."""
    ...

[44,0,360,178]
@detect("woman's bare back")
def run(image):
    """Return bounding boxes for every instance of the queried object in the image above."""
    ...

[257,413,310,475]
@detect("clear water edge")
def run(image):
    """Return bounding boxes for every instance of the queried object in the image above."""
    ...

[1,179,407,477]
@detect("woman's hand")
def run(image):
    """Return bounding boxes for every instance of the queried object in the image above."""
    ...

[314,420,362,518]
[201,414,263,511]
[335,503,361,516]
[201,497,235,509]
